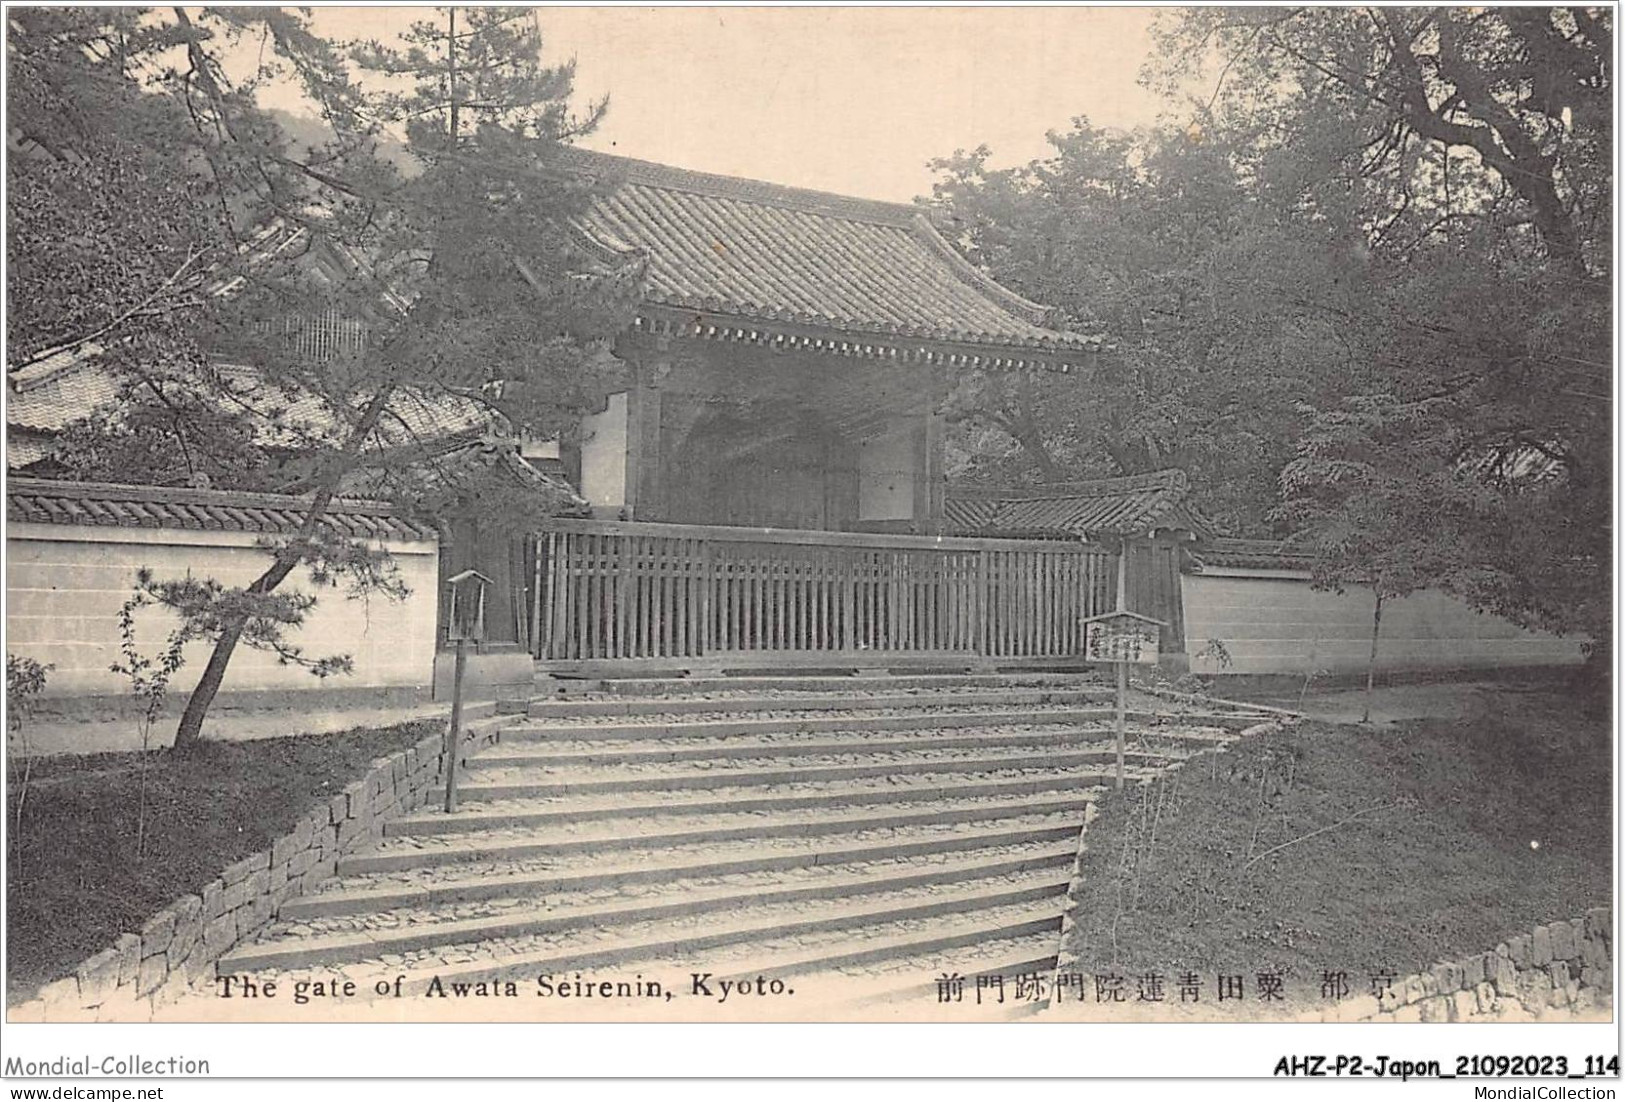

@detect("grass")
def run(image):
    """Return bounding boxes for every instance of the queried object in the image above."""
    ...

[5,720,441,1004]
[1062,689,1611,1010]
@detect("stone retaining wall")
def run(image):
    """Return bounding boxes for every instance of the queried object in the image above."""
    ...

[1340,908,1613,1023]
[12,722,501,1022]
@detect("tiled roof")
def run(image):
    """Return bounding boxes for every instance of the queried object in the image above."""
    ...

[7,344,116,432]
[6,357,489,470]
[344,431,590,519]
[7,477,440,541]
[1187,537,1315,573]
[6,427,56,470]
[227,372,489,451]
[566,150,1101,360]
[944,469,1214,540]
[430,436,589,515]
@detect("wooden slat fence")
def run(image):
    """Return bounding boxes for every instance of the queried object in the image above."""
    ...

[534,519,1115,667]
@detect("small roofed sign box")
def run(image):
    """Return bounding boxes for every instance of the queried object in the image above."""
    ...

[1082,610,1165,665]
[445,569,493,643]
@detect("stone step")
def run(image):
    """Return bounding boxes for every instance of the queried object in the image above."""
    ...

[467,725,1231,769]
[199,661,1265,1017]
[282,837,1071,943]
[210,669,1258,1016]
[541,672,1104,697]
[501,708,1266,742]
[378,771,1115,841]
[223,855,1072,974]
[524,687,1115,719]
[341,804,1091,884]
[286,817,1085,918]
[353,790,1097,871]
[455,747,1155,800]
[470,735,1222,790]
[508,706,1119,738]
[292,881,1071,993]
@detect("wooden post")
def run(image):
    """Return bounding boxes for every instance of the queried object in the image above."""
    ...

[698,539,714,658]
[1115,542,1128,789]
[1115,659,1127,790]
[529,537,544,659]
[443,637,468,814]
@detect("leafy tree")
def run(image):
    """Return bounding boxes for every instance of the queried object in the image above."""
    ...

[1154,6,1611,673]
[932,8,1608,680]
[1277,393,1521,720]
[1152,7,1609,282]
[7,9,229,400]
[51,382,274,490]
[929,120,1357,533]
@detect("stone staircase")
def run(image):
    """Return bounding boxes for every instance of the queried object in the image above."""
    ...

[214,672,1262,1019]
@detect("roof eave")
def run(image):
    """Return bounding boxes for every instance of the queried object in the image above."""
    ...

[628,303,1102,370]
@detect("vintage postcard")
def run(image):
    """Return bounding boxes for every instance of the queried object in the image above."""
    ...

[3,1,1615,1083]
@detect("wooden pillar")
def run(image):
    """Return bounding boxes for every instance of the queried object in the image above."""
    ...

[923,407,945,532]
[1117,538,1130,609]
[626,351,667,521]
[912,364,947,534]
[911,414,930,535]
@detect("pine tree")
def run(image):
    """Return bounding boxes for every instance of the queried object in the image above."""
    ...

[7,10,229,385]
[21,8,640,748]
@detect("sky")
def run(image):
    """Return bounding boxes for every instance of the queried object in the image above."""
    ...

[265,6,1178,203]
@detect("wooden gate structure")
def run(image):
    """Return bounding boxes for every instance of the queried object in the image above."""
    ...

[532,519,1116,674]
[441,154,1146,681]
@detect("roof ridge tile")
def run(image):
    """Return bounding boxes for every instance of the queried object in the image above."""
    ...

[7,477,438,541]
[560,147,923,227]
[942,468,1209,539]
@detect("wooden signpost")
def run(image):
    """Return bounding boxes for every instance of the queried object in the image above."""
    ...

[1082,547,1164,789]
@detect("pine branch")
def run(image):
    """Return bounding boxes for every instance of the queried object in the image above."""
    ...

[13,245,210,370]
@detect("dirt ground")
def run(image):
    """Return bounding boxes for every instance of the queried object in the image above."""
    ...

[1060,683,1612,1019]
[5,720,442,1003]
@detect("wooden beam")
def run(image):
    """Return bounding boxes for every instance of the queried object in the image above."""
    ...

[540,516,1089,553]
[535,653,1097,676]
